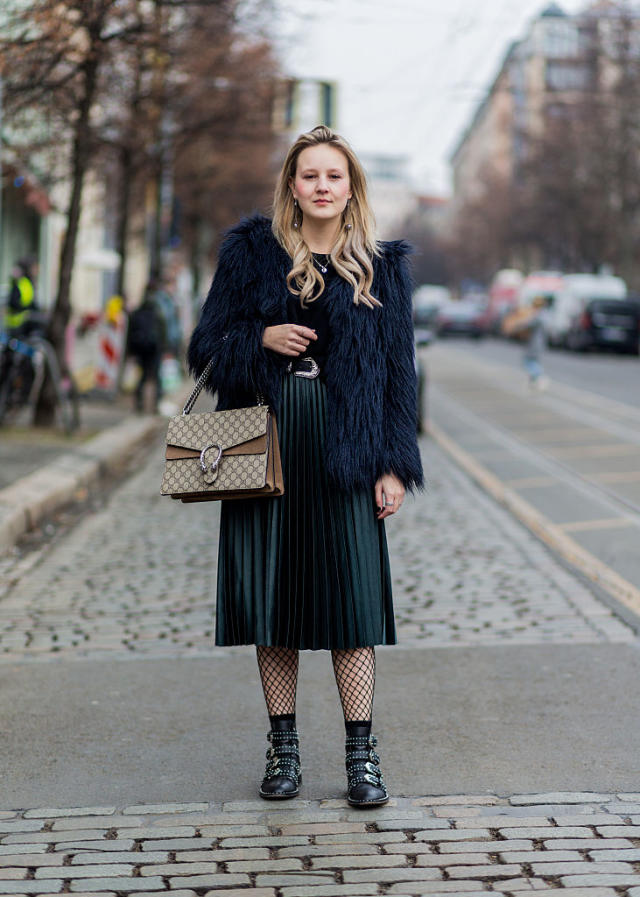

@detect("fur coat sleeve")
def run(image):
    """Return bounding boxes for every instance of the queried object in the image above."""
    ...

[378,244,425,494]
[186,221,275,401]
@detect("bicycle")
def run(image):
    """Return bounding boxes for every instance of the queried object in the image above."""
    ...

[0,329,80,433]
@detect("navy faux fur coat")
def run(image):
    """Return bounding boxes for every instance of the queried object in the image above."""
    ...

[187,214,424,494]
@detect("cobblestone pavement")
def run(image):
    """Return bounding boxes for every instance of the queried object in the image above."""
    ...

[0,436,634,662]
[1,795,640,896]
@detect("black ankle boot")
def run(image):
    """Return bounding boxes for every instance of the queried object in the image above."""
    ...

[345,729,388,808]
[259,721,301,800]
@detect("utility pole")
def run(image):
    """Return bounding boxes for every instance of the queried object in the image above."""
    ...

[0,76,4,290]
[149,0,172,283]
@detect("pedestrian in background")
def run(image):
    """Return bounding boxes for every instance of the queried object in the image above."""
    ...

[127,291,163,413]
[188,125,424,806]
[147,276,182,358]
[521,295,551,390]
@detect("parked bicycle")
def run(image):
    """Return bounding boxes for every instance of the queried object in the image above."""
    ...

[0,327,80,433]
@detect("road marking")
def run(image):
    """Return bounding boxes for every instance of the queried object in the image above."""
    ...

[511,427,602,441]
[547,444,638,458]
[429,420,640,621]
[504,476,560,488]
[559,518,638,533]
[589,470,640,483]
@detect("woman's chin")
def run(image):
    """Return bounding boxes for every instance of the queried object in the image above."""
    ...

[304,206,340,224]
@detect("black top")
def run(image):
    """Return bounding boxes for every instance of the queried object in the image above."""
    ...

[286,255,336,376]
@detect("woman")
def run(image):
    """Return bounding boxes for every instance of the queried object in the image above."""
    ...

[188,125,424,807]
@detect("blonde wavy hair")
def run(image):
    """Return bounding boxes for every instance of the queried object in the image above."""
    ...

[272,125,382,309]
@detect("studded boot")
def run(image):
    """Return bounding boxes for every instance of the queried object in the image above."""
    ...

[259,718,301,800]
[345,727,388,808]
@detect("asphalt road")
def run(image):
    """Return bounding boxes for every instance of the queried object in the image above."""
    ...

[456,335,640,408]
[424,338,640,616]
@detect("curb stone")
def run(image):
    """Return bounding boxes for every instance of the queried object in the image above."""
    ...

[0,416,162,553]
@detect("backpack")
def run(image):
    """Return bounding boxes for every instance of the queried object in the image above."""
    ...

[127,303,160,355]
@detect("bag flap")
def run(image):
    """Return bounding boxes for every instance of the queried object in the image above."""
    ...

[166,433,267,460]
[166,406,269,453]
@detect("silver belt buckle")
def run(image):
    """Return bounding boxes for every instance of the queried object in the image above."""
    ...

[287,356,320,378]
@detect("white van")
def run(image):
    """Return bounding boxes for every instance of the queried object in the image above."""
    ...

[545,274,627,346]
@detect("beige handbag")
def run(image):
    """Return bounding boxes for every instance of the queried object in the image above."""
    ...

[160,359,284,502]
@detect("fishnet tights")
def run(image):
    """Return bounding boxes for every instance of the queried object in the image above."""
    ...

[255,646,376,722]
[256,646,299,716]
[331,647,376,722]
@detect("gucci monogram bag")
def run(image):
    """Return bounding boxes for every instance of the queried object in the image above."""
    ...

[160,359,284,502]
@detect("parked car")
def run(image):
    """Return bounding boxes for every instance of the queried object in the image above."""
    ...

[414,330,432,434]
[413,285,450,327]
[435,299,486,339]
[545,273,627,347]
[565,298,640,354]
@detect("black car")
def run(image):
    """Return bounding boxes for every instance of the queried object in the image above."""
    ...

[566,298,640,354]
[435,300,486,339]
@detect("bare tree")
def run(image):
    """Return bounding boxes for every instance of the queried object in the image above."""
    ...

[1,0,281,423]
[1,0,145,423]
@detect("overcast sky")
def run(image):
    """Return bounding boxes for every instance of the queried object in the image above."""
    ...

[273,0,587,194]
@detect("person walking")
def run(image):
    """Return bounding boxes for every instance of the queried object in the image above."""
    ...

[127,291,163,413]
[187,125,424,807]
[521,295,551,390]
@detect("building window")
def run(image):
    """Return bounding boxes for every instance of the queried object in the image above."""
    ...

[546,62,589,90]
[544,20,580,59]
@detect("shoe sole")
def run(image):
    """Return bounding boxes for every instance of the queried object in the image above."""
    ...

[347,795,389,808]
[259,789,300,800]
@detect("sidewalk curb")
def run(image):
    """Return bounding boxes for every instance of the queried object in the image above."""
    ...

[428,419,640,625]
[0,415,163,553]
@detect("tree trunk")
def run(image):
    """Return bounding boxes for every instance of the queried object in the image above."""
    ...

[115,144,133,299]
[189,216,201,299]
[116,54,142,300]
[34,51,100,426]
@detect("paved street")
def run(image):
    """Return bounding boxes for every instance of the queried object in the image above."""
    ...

[451,338,640,410]
[2,349,640,894]
[423,341,640,622]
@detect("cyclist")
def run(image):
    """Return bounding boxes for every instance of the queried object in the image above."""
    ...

[4,258,40,336]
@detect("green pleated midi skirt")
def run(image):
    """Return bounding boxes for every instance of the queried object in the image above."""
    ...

[215,369,396,650]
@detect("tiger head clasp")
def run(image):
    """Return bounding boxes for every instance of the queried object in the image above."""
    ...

[200,443,223,484]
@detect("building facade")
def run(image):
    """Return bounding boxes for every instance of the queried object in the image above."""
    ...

[449,4,591,217]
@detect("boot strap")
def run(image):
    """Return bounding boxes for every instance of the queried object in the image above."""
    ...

[345,734,386,789]
[263,730,301,785]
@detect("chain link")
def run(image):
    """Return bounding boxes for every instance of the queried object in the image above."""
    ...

[182,348,265,415]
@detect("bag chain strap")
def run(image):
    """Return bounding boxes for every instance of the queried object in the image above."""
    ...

[182,358,265,415]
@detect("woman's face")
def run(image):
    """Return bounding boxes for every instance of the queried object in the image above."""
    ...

[290,144,352,226]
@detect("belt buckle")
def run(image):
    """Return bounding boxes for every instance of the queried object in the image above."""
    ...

[288,356,320,379]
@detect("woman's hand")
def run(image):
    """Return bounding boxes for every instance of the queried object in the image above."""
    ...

[262,324,318,356]
[375,472,405,520]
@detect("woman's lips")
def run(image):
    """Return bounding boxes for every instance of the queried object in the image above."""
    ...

[314,199,330,204]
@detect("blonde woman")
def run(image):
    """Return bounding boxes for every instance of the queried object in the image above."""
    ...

[188,125,424,807]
